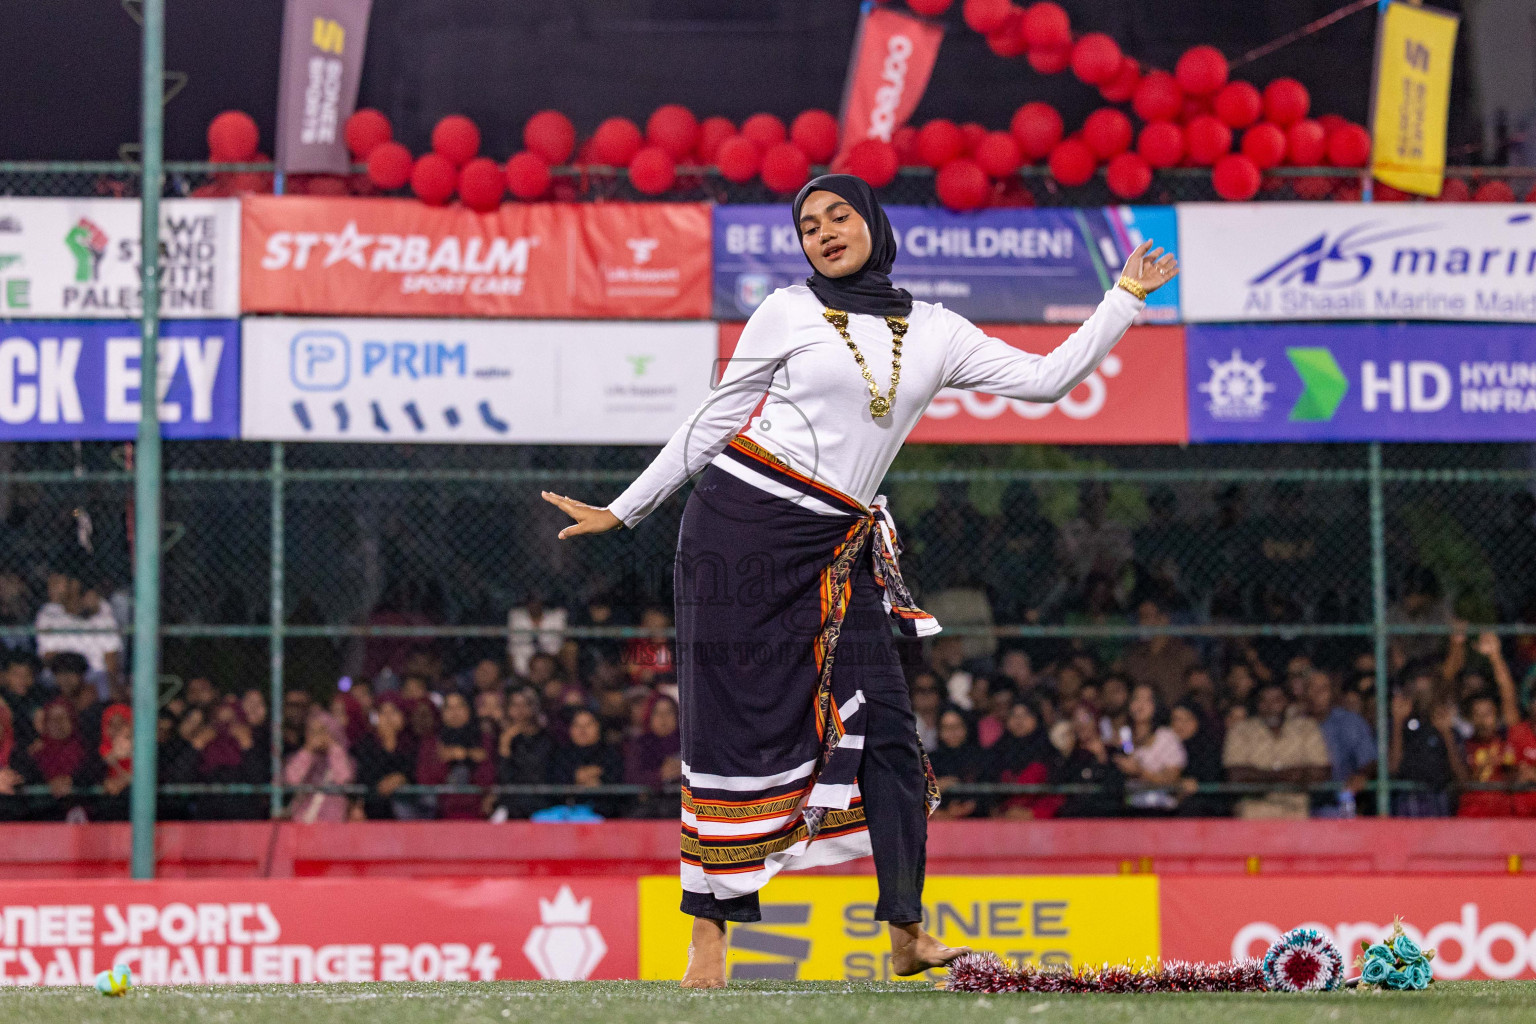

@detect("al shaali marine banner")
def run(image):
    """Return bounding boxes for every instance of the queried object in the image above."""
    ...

[0,198,240,319]
[1371,0,1460,197]
[240,318,715,444]
[1177,203,1536,323]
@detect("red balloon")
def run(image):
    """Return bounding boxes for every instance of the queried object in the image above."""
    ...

[1022,1,1071,50]
[1082,108,1133,160]
[963,0,1015,35]
[646,105,699,160]
[410,153,457,205]
[761,142,810,193]
[696,116,736,163]
[1474,180,1516,203]
[458,157,505,212]
[791,110,840,163]
[715,136,762,183]
[893,125,920,165]
[1375,181,1411,202]
[1325,123,1372,168]
[1185,115,1233,166]
[1010,101,1063,161]
[1241,122,1287,170]
[1105,152,1152,200]
[365,141,413,190]
[1285,118,1326,166]
[207,110,259,161]
[431,115,480,166]
[344,109,392,159]
[1071,33,1122,86]
[1132,71,1183,123]
[1212,153,1261,201]
[960,122,988,153]
[1263,78,1311,126]
[1437,177,1471,202]
[524,110,576,165]
[1212,81,1262,129]
[1175,45,1228,97]
[1048,138,1097,186]
[907,0,954,13]
[985,12,1028,57]
[629,145,677,195]
[1182,95,1213,121]
[845,139,900,188]
[1318,113,1349,135]
[916,119,967,167]
[504,151,552,200]
[591,117,644,166]
[741,113,788,150]
[973,131,1022,178]
[1026,46,1071,75]
[1099,58,1142,103]
[1291,174,1333,200]
[1137,121,1185,169]
[936,159,991,211]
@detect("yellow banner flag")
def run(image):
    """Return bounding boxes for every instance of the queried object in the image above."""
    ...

[1371,1,1460,196]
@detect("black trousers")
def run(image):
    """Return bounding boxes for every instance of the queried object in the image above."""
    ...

[681,569,928,924]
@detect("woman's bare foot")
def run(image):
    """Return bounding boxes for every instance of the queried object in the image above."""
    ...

[681,917,727,989]
[889,921,971,977]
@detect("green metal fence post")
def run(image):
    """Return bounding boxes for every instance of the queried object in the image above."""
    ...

[269,441,286,818]
[129,0,166,879]
[1369,442,1391,816]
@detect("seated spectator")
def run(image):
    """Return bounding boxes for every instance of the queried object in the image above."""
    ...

[1097,673,1132,747]
[94,703,133,820]
[929,636,974,709]
[1113,683,1186,813]
[995,650,1037,700]
[508,594,568,678]
[1305,671,1377,817]
[547,708,624,817]
[353,697,420,820]
[155,710,198,820]
[974,685,1012,750]
[928,709,985,819]
[283,709,354,823]
[1119,599,1200,706]
[464,657,507,698]
[417,691,492,820]
[1389,674,1464,817]
[990,699,1060,819]
[51,653,104,753]
[29,699,93,818]
[1459,691,1518,818]
[35,574,121,692]
[624,696,681,819]
[0,697,25,820]
[2,653,44,749]
[196,692,270,821]
[280,689,312,756]
[493,687,555,820]
[1170,701,1226,816]
[1052,706,1125,817]
[474,689,506,748]
[911,673,943,750]
[1181,666,1219,723]
[1222,682,1330,819]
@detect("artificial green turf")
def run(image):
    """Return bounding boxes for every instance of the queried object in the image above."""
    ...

[2,980,1531,1024]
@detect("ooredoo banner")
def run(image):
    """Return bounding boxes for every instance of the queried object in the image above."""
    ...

[715,204,1180,324]
[0,198,240,319]
[242,317,715,443]
[834,4,944,163]
[719,322,1188,444]
[241,197,711,318]
[0,878,636,986]
[1161,876,1536,980]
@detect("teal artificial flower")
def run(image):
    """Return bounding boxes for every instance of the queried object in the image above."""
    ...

[1407,961,1432,989]
[1385,969,1410,990]
[1364,943,1395,965]
[1361,957,1392,985]
[1392,934,1423,961]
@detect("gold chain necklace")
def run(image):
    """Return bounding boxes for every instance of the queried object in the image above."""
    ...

[822,309,907,418]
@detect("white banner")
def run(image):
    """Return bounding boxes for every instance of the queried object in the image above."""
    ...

[0,198,240,319]
[1177,202,1536,323]
[240,318,715,443]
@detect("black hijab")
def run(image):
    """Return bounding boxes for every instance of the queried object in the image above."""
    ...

[791,173,912,317]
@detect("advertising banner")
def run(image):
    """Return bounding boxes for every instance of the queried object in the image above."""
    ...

[719,322,1188,444]
[1187,321,1536,442]
[639,875,1158,981]
[1177,203,1536,323]
[1161,875,1536,980]
[834,4,944,164]
[275,0,374,174]
[1371,1,1460,197]
[714,205,1180,324]
[241,317,714,443]
[0,877,636,986]
[0,320,238,441]
[241,197,711,319]
[0,198,240,319]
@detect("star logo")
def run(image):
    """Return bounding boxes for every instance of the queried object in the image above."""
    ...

[322,221,374,268]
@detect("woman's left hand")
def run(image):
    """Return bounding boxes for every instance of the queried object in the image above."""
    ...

[1120,239,1180,294]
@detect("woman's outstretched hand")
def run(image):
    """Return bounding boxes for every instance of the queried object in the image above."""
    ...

[542,491,622,539]
[1121,239,1180,295]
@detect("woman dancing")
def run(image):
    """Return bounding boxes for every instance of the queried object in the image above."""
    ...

[544,174,1178,987]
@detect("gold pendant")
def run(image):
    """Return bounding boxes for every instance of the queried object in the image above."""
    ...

[869,396,891,418]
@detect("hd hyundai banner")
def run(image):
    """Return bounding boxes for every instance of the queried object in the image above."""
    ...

[0,198,240,319]
[1187,322,1536,442]
[0,320,239,441]
[714,204,1180,324]
[241,197,711,318]
[241,318,714,443]
[1178,203,1536,323]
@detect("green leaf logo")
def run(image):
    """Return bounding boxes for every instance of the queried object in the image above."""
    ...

[1286,347,1348,422]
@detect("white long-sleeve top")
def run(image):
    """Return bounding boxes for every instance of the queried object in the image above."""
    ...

[608,284,1144,526]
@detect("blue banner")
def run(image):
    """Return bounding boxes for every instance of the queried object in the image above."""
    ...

[1188,322,1536,442]
[713,204,1180,323]
[0,320,239,440]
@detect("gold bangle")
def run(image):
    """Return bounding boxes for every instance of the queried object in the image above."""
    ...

[1117,276,1148,301]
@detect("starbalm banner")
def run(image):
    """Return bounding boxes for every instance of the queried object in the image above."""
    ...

[275,0,374,174]
[1371,1,1460,197]
[834,3,944,165]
